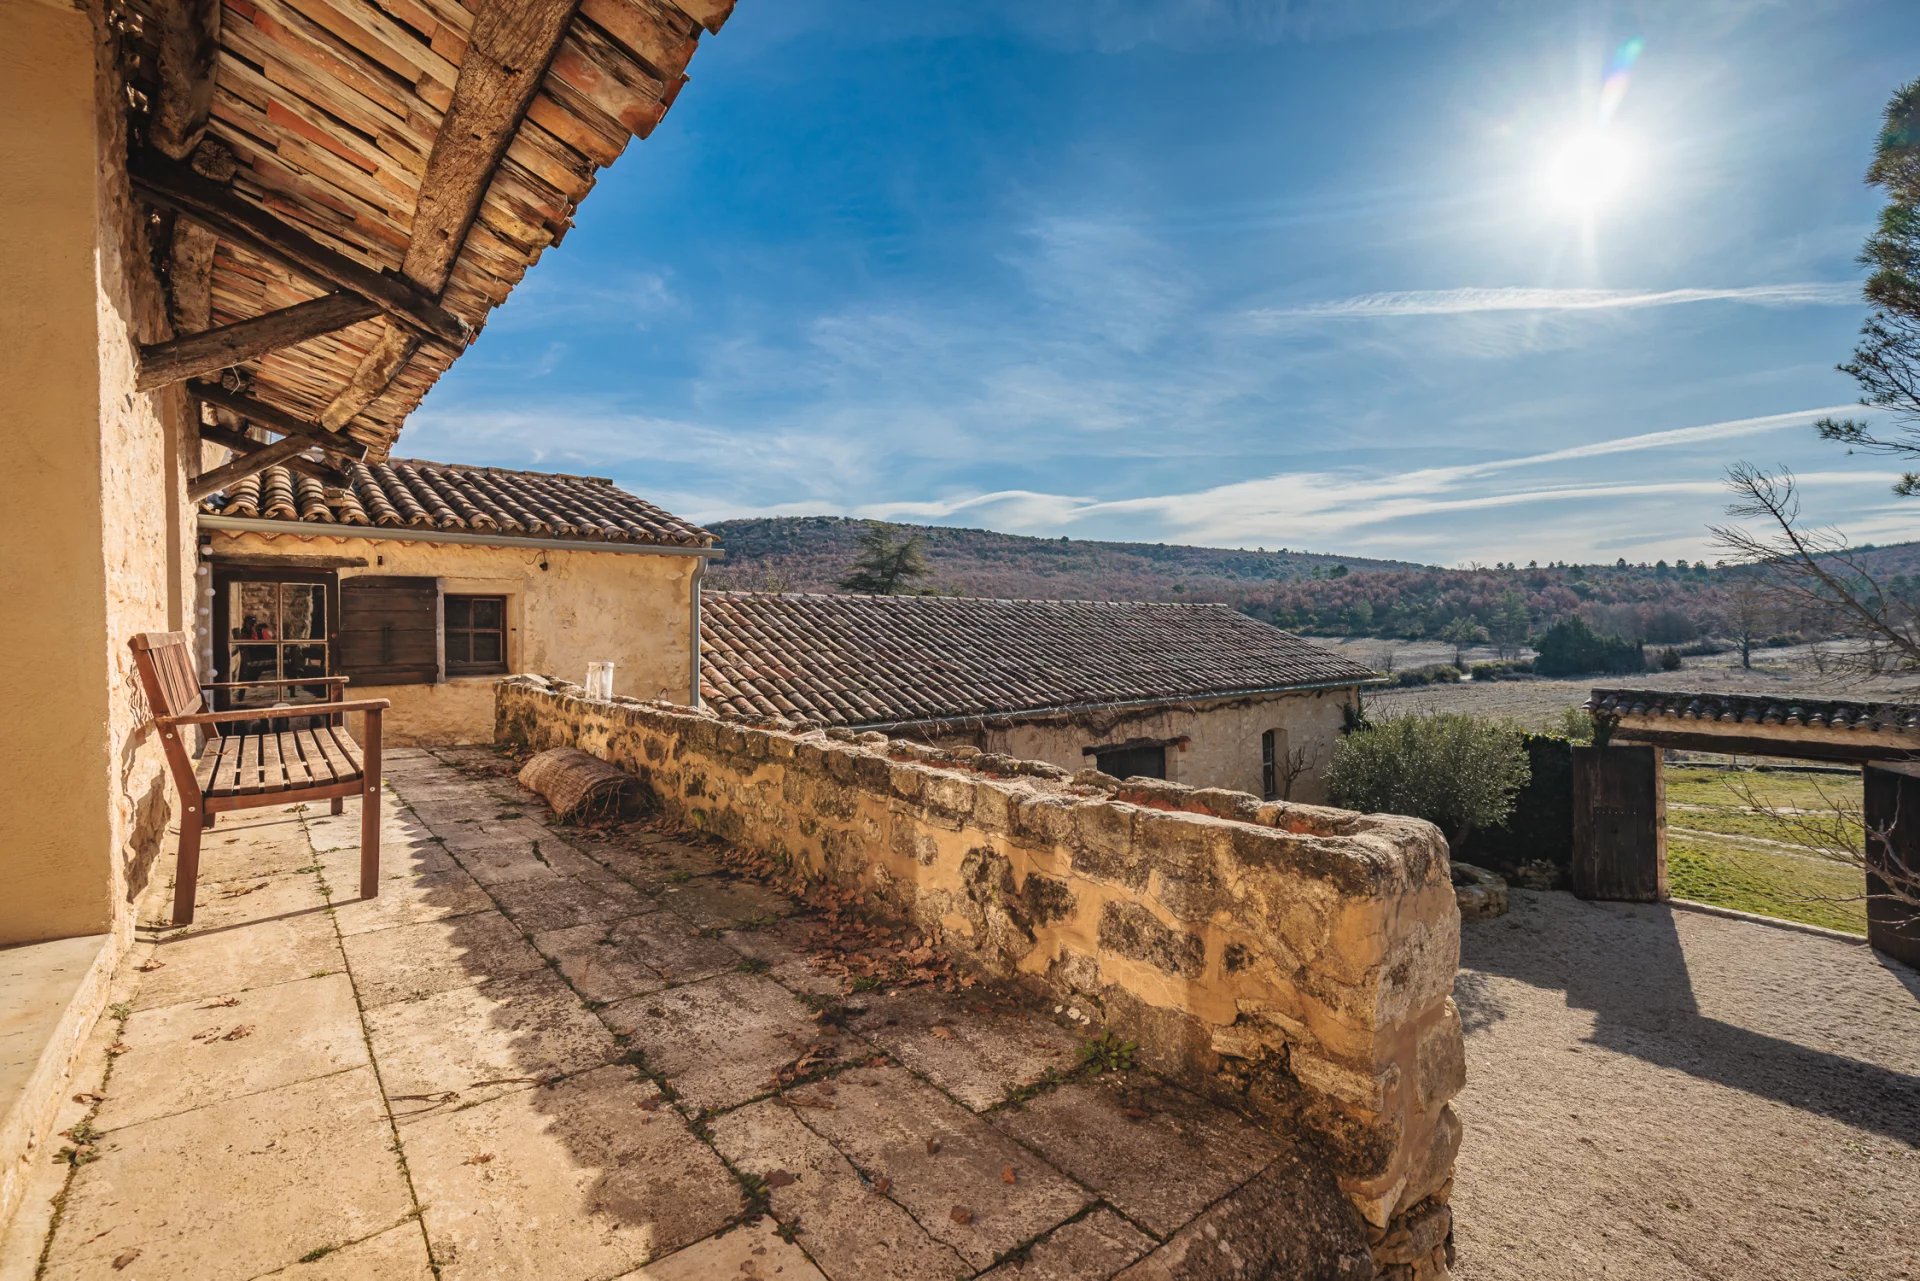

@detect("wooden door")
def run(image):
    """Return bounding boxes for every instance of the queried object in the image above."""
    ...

[1571,744,1667,902]
[1862,764,1920,968]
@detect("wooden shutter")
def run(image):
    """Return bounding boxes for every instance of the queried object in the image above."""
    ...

[338,576,440,686]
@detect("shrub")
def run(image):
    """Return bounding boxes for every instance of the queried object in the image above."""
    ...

[1391,663,1462,688]
[1327,714,1532,844]
[1532,617,1645,677]
[1468,659,1535,681]
[1657,646,1683,671]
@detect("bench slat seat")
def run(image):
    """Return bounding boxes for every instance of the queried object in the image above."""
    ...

[131,632,387,925]
[199,729,364,800]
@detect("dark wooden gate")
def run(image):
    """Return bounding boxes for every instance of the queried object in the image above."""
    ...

[1571,744,1667,902]
[1862,764,1920,968]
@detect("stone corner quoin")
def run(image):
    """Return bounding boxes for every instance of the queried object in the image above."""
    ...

[496,674,1465,1277]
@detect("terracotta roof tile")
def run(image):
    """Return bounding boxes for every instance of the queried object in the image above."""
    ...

[201,459,713,549]
[1588,688,1920,734]
[701,592,1380,728]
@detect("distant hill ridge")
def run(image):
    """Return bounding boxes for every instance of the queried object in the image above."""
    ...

[703,515,1920,645]
[705,516,1423,600]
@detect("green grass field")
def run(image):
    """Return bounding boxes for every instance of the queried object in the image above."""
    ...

[1663,767,1867,934]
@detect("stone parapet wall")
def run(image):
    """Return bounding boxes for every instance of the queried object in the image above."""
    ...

[498,677,1462,1271]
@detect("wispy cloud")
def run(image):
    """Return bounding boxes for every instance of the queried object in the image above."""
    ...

[1244,282,1860,324]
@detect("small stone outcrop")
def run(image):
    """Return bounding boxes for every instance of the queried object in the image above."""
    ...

[1451,862,1509,920]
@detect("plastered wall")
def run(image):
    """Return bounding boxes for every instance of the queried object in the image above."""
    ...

[499,676,1463,1270]
[0,0,193,946]
[204,530,699,744]
[952,688,1356,801]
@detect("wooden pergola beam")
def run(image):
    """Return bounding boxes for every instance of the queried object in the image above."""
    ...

[189,433,326,503]
[138,293,381,391]
[130,151,471,349]
[188,382,369,462]
[198,422,352,490]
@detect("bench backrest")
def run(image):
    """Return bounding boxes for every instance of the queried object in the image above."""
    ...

[130,632,204,721]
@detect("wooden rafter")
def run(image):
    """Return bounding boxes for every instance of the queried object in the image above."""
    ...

[189,433,328,503]
[188,382,370,462]
[199,422,352,490]
[138,293,381,391]
[130,152,471,348]
[320,328,422,431]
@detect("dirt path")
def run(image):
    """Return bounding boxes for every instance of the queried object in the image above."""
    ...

[1451,891,1920,1281]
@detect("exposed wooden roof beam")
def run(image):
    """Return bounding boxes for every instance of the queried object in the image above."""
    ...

[138,293,382,391]
[667,0,735,34]
[322,0,584,435]
[402,0,586,295]
[198,422,353,490]
[188,382,370,462]
[130,151,471,348]
[165,141,237,334]
[189,433,328,502]
[151,0,221,161]
[320,327,422,430]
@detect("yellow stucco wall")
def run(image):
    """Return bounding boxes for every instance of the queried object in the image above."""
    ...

[0,0,193,946]
[941,689,1358,802]
[203,530,702,745]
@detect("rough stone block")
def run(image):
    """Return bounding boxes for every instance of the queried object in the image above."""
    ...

[1097,901,1205,980]
[1070,803,1143,888]
[1416,999,1465,1109]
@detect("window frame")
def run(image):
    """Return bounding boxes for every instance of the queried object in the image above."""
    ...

[209,567,339,711]
[443,593,509,677]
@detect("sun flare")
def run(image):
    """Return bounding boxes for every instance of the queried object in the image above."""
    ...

[1540,128,1636,216]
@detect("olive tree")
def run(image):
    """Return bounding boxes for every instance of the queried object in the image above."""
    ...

[1326,713,1530,846]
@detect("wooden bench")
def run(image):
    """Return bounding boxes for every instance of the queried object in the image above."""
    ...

[131,632,389,925]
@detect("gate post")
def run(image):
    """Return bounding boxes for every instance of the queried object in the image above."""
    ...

[1571,744,1667,902]
[1863,764,1920,969]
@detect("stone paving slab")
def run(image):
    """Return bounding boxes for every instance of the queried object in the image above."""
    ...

[44,1067,407,1281]
[253,1223,436,1280]
[977,1208,1156,1280]
[342,911,548,1007]
[854,988,1086,1112]
[792,1065,1093,1269]
[709,1098,972,1280]
[485,870,651,933]
[616,1219,827,1281]
[328,866,496,937]
[129,909,344,1011]
[95,973,367,1133]
[534,912,738,1004]
[403,1065,740,1281]
[365,969,620,1117]
[603,972,835,1113]
[990,1074,1284,1236]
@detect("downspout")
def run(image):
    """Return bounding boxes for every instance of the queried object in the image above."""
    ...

[688,557,706,708]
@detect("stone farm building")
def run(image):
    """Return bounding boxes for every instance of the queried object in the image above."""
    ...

[199,460,717,745]
[0,1,1463,1276]
[700,592,1383,802]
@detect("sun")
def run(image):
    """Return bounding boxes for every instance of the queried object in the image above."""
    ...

[1540,128,1635,216]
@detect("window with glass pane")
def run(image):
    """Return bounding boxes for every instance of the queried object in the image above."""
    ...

[222,579,331,703]
[445,595,508,675]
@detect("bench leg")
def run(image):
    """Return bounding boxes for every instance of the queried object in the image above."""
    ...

[330,797,344,816]
[202,811,215,830]
[174,803,203,926]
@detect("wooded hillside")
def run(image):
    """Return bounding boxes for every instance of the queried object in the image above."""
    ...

[705,516,1920,646]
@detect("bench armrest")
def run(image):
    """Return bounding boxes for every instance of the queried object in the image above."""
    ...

[163,699,391,727]
[202,677,351,690]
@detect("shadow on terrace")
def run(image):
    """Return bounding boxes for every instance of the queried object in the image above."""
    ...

[28,746,1367,1280]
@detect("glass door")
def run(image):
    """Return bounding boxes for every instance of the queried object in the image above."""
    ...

[213,571,337,714]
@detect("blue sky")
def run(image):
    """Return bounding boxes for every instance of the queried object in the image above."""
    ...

[406,0,1920,567]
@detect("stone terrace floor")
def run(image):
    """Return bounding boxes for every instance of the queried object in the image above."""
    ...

[3,748,1337,1281]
